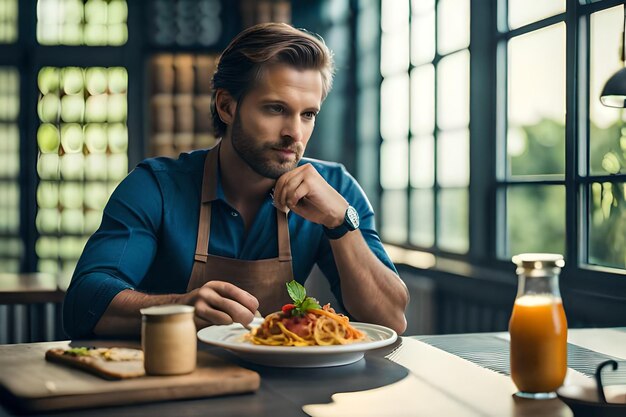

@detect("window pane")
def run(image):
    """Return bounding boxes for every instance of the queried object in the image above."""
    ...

[380,73,409,140]
[148,0,222,47]
[0,67,20,270]
[506,185,565,257]
[0,0,18,43]
[410,64,435,136]
[438,188,468,253]
[36,66,128,279]
[357,2,378,53]
[382,189,408,243]
[37,0,129,46]
[381,140,409,189]
[508,24,565,177]
[508,121,565,177]
[437,0,469,55]
[588,182,626,269]
[437,50,469,130]
[589,6,625,176]
[508,0,565,30]
[411,0,434,15]
[381,27,410,76]
[410,188,434,247]
[357,86,379,145]
[357,142,379,211]
[438,128,469,187]
[381,0,409,33]
[411,8,435,66]
[410,135,434,187]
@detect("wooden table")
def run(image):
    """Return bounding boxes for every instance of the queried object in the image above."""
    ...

[0,273,66,344]
[0,273,65,305]
[2,328,625,416]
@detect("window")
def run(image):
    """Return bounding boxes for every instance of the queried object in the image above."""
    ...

[0,1,133,282]
[501,22,567,257]
[499,1,626,271]
[0,0,17,43]
[0,1,236,282]
[0,68,20,272]
[37,0,128,46]
[36,66,128,277]
[379,0,470,253]
[376,0,626,274]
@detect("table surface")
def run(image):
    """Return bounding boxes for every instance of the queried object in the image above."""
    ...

[0,273,65,304]
[2,328,626,417]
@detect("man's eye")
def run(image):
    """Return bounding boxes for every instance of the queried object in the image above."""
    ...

[267,105,283,114]
[303,112,317,120]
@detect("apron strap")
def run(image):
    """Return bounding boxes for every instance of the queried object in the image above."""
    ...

[194,203,211,262]
[276,209,292,262]
[194,141,292,264]
[194,143,220,262]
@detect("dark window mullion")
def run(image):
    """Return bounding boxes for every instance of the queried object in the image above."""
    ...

[433,0,440,253]
[499,13,567,40]
[494,4,508,259]
[564,0,581,271]
[496,178,568,185]
[406,0,413,248]
[579,0,626,15]
[20,0,39,273]
[577,174,626,183]
[469,0,497,262]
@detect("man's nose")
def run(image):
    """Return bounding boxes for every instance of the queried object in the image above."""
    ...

[280,115,304,142]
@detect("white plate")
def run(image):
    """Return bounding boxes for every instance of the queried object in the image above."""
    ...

[197,318,398,368]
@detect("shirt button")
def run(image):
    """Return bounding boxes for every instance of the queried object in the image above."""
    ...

[231,211,238,217]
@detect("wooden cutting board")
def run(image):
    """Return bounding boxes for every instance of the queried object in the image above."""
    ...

[0,341,260,413]
[45,347,146,379]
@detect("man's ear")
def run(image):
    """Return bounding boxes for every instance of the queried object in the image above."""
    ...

[215,89,237,126]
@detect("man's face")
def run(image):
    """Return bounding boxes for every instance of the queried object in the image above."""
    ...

[229,64,323,179]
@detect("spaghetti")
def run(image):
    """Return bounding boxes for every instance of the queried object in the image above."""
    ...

[246,303,366,346]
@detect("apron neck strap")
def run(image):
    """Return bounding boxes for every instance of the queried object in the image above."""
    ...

[276,209,291,262]
[195,144,292,262]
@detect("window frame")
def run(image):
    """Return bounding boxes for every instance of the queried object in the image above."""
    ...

[375,0,626,292]
[495,0,626,280]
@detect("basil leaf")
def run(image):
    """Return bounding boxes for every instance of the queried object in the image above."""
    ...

[286,280,306,304]
[299,297,321,312]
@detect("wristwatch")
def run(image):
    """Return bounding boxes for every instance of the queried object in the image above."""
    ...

[323,205,360,240]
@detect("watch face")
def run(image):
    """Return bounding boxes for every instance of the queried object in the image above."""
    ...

[345,206,360,229]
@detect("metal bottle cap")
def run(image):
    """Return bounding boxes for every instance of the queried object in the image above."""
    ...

[512,253,565,277]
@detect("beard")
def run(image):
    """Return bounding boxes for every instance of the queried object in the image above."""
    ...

[230,111,304,179]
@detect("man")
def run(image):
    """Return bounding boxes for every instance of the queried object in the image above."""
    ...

[63,23,409,338]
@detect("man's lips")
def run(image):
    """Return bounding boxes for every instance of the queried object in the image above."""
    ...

[273,147,297,156]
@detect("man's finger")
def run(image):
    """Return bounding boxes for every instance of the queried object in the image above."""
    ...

[206,281,259,313]
[194,299,234,325]
[205,294,256,326]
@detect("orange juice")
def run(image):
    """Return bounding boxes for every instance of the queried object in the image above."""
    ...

[509,294,567,393]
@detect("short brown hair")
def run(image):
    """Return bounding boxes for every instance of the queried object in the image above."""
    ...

[210,23,335,138]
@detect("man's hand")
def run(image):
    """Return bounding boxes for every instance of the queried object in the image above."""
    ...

[185,281,259,329]
[273,164,348,228]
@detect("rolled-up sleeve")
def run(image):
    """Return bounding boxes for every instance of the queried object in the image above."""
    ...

[63,164,163,338]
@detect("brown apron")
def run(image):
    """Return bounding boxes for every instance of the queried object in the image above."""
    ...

[186,143,294,315]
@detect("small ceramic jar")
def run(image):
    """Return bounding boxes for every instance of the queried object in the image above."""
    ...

[140,304,196,375]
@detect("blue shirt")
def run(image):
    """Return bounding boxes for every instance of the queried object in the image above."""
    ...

[63,148,397,337]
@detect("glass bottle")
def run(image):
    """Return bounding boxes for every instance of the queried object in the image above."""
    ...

[509,253,568,399]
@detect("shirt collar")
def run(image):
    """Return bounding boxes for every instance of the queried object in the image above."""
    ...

[201,143,274,204]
